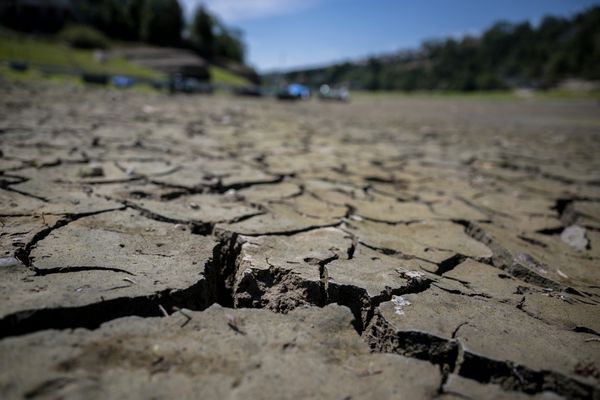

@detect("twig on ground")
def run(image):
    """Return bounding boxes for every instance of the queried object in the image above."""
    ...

[158,304,169,317]
[173,306,192,328]
[226,313,246,335]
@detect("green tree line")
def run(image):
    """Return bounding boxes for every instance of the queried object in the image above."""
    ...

[273,7,600,91]
[0,0,246,64]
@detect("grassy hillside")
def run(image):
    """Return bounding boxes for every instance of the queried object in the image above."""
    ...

[0,33,251,86]
[0,34,162,79]
[209,65,251,86]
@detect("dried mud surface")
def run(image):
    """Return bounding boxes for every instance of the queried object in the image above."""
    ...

[1,82,600,399]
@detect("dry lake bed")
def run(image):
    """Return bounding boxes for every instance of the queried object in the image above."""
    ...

[1,82,599,399]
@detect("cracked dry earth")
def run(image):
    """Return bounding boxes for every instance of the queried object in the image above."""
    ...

[1,83,600,400]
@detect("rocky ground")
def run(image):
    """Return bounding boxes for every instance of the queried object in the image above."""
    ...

[1,82,599,399]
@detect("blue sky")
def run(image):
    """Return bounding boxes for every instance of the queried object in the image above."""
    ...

[181,0,600,72]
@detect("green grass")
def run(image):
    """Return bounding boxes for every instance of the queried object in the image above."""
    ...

[0,64,81,85]
[0,64,161,95]
[0,34,163,79]
[530,89,600,100]
[210,65,251,86]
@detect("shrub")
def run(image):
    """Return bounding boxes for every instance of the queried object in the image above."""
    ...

[59,25,110,50]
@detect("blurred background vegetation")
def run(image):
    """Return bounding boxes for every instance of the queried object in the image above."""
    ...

[0,0,246,63]
[267,7,600,92]
[0,0,255,86]
[0,1,598,93]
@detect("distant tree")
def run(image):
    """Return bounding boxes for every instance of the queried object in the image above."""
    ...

[214,27,245,63]
[87,0,144,41]
[569,6,600,80]
[326,62,352,83]
[366,57,382,90]
[68,0,182,45]
[190,6,247,63]
[191,6,216,58]
[139,0,183,46]
[278,6,600,92]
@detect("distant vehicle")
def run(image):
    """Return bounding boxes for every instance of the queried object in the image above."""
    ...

[277,83,310,100]
[9,61,28,72]
[234,85,263,97]
[169,74,213,94]
[318,84,350,102]
[112,75,136,88]
[81,73,109,85]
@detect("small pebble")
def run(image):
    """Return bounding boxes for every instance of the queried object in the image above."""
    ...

[0,257,22,267]
[560,225,588,252]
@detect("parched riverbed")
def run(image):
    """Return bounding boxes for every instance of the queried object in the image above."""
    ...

[1,83,599,399]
